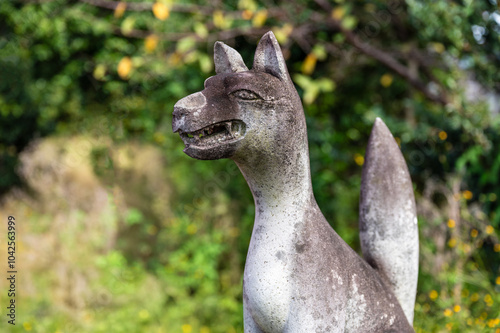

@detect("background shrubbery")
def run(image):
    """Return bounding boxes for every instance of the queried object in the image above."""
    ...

[0,0,499,332]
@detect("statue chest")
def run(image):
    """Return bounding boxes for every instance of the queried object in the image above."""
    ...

[243,214,299,332]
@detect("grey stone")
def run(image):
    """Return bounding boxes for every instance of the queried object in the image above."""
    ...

[173,31,417,332]
[360,118,419,324]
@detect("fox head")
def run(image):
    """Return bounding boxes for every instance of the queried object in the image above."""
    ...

[173,32,308,165]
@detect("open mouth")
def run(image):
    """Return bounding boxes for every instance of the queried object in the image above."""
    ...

[179,120,246,148]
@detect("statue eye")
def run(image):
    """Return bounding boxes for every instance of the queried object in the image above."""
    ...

[232,89,261,100]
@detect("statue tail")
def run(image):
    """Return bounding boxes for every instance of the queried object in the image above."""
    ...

[359,118,419,325]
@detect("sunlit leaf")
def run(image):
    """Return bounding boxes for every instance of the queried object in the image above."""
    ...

[252,10,267,27]
[117,56,132,79]
[331,7,346,20]
[93,64,106,80]
[193,22,208,39]
[121,16,135,35]
[301,53,317,75]
[241,9,253,20]
[213,10,225,29]
[238,0,257,11]
[176,37,196,54]
[144,34,159,53]
[114,2,126,19]
[198,54,212,73]
[312,45,327,61]
[431,42,445,53]
[380,73,393,87]
[273,24,293,44]
[152,2,169,21]
[341,16,358,30]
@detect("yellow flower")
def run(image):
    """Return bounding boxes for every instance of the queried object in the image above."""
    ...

[447,219,455,228]
[444,308,453,317]
[181,324,192,333]
[429,290,438,300]
[453,305,461,312]
[439,131,447,140]
[470,229,478,238]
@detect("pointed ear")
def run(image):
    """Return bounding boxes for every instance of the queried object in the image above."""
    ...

[252,31,290,81]
[214,42,249,74]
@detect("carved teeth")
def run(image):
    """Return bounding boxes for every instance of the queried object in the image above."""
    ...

[225,122,233,138]
[180,120,246,147]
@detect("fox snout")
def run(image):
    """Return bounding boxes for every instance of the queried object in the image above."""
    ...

[172,92,207,133]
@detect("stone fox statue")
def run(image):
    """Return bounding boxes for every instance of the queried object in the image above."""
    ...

[173,32,419,332]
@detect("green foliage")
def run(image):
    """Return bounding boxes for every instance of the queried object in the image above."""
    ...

[1,0,500,332]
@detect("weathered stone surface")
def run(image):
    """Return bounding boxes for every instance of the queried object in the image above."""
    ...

[360,118,419,324]
[173,31,417,332]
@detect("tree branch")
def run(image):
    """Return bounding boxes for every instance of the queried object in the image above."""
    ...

[79,0,152,11]
[78,0,214,15]
[310,0,449,105]
[331,20,449,105]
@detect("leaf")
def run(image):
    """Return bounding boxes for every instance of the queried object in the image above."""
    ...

[317,78,336,92]
[121,16,135,35]
[93,64,106,80]
[193,22,208,39]
[431,42,445,54]
[198,54,212,73]
[312,45,327,61]
[117,56,132,79]
[273,24,293,44]
[144,34,159,53]
[341,16,358,30]
[241,9,253,20]
[252,10,267,27]
[238,0,257,11]
[331,7,346,20]
[152,2,169,21]
[176,37,196,54]
[125,208,143,225]
[301,53,317,75]
[213,10,225,29]
[114,2,127,18]
[380,73,393,87]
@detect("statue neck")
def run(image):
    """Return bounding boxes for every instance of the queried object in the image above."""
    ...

[234,141,314,214]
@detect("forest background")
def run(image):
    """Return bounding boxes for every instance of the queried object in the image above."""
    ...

[0,0,500,332]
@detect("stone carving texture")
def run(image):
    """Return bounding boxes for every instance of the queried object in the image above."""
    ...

[173,32,418,333]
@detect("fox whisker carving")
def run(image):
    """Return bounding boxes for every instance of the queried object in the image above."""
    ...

[173,32,418,332]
